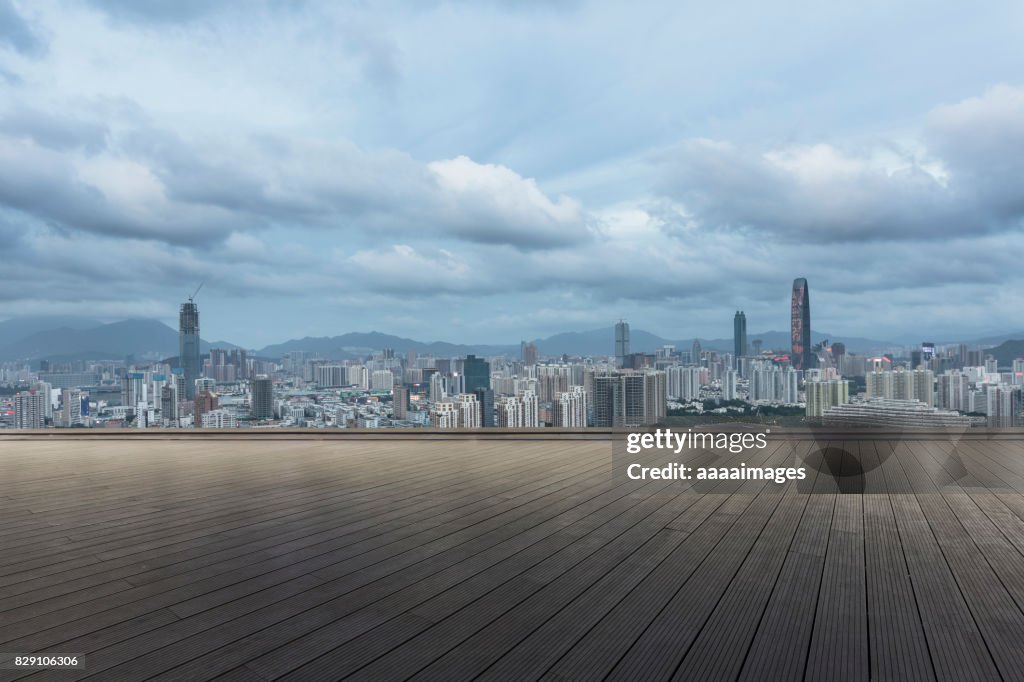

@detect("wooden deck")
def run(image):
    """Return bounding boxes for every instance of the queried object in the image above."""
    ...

[2,433,1024,680]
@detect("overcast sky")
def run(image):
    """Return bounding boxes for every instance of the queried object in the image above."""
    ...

[1,0,1022,347]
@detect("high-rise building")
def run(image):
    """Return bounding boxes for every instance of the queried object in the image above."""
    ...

[592,375,622,427]
[14,390,47,429]
[805,379,849,417]
[393,385,410,420]
[521,342,538,366]
[642,371,667,425]
[749,365,780,402]
[179,300,201,400]
[783,367,800,404]
[591,372,665,427]
[521,390,540,427]
[473,387,494,427]
[691,339,702,365]
[733,311,747,369]
[496,391,540,427]
[194,391,218,428]
[721,369,737,400]
[667,366,702,401]
[791,278,813,371]
[121,372,147,411]
[371,370,394,391]
[938,371,970,412]
[987,385,1021,424]
[429,373,448,402]
[251,376,274,420]
[553,386,588,427]
[463,355,490,394]
[615,320,630,367]
[316,365,347,388]
[161,384,180,426]
[59,388,83,427]
[431,401,459,428]
[456,393,481,428]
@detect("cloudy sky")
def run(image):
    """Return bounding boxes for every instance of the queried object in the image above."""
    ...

[1,0,1022,347]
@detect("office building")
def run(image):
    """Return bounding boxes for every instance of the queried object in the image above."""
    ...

[473,387,494,427]
[161,384,180,426]
[733,311,747,369]
[179,299,201,400]
[58,388,83,427]
[463,355,491,394]
[791,278,814,371]
[121,372,147,411]
[615,320,630,367]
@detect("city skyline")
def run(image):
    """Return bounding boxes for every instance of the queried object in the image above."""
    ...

[1,2,1024,345]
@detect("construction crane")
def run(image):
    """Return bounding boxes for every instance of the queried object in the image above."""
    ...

[188,282,204,302]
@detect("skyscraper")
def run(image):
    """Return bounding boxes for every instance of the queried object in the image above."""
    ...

[251,375,273,420]
[733,311,747,369]
[521,341,538,365]
[614,320,630,367]
[473,387,495,427]
[791,278,813,371]
[463,355,490,394]
[179,300,201,400]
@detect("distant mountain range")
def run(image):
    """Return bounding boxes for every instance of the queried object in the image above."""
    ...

[986,339,1024,367]
[0,317,235,362]
[0,316,1021,363]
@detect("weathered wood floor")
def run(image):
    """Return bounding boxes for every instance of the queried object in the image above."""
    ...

[2,435,1024,681]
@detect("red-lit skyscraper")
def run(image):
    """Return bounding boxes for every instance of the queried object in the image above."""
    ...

[791,278,814,370]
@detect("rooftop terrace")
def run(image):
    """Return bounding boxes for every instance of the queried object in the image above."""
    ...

[2,430,1024,680]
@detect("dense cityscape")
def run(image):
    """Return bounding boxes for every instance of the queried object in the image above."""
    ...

[2,278,1022,430]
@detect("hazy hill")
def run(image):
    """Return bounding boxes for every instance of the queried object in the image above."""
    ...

[985,339,1024,367]
[533,327,891,357]
[0,319,235,361]
[0,317,903,362]
[257,331,514,360]
[0,316,102,349]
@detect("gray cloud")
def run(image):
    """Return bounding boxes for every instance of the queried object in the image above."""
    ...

[657,86,1024,244]
[0,106,108,152]
[80,0,227,25]
[0,0,44,55]
[0,108,593,249]
[1,2,1023,344]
